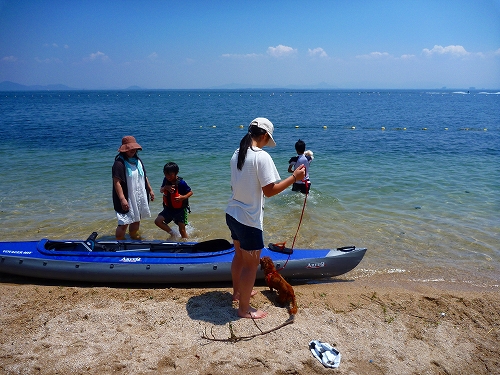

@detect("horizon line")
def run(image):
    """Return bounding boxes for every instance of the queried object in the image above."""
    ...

[0,80,497,92]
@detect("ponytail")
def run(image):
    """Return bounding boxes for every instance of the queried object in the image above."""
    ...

[237,125,267,170]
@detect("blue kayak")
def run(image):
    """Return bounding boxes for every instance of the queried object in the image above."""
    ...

[0,232,366,284]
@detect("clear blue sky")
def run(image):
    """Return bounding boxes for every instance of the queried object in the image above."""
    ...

[1,0,499,89]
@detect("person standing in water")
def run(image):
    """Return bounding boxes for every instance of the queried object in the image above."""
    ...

[154,161,193,239]
[288,139,312,194]
[226,118,305,319]
[112,136,154,240]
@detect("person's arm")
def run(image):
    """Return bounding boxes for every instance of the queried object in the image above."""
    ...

[176,181,193,202]
[182,191,193,200]
[113,177,129,211]
[145,177,155,201]
[287,157,295,173]
[262,165,305,198]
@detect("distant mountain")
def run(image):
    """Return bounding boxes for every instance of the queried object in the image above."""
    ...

[0,81,77,91]
[0,81,26,90]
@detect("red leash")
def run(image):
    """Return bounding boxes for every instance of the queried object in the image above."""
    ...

[276,181,309,271]
[291,181,310,249]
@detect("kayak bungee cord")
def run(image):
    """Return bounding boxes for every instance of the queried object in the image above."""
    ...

[275,180,310,272]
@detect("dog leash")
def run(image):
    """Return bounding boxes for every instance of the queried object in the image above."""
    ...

[276,180,310,272]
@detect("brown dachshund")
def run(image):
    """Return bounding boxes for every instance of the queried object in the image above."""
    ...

[260,256,298,315]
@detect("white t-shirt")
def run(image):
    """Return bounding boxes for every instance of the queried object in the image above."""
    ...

[226,147,280,230]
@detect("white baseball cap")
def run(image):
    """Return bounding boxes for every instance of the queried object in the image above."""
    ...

[249,117,276,147]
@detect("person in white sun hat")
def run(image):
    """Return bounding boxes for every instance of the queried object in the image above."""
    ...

[225,117,306,319]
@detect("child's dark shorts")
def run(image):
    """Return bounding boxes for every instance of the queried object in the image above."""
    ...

[225,213,264,251]
[292,182,311,194]
[158,207,188,225]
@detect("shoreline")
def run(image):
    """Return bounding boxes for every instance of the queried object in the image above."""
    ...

[1,270,498,374]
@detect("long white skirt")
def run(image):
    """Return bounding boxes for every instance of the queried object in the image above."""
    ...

[116,162,151,225]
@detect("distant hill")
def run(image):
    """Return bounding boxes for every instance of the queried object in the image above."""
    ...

[0,81,77,91]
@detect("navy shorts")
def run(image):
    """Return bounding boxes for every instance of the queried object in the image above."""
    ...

[158,207,188,225]
[225,213,264,251]
[292,182,311,194]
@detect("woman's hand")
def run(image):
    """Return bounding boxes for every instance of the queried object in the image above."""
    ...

[262,164,306,198]
[293,164,306,182]
[120,197,129,211]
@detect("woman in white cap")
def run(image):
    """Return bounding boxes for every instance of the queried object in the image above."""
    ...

[112,136,155,240]
[226,118,305,319]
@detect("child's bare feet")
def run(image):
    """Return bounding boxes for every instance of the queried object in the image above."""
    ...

[238,307,267,319]
[232,289,258,301]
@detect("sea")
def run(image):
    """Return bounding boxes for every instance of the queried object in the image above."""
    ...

[1,89,499,287]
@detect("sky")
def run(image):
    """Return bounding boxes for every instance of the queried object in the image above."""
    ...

[1,0,499,90]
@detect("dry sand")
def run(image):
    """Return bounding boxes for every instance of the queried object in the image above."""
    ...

[0,270,498,375]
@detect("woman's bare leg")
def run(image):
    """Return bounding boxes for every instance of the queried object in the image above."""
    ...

[129,222,141,240]
[231,240,243,299]
[232,240,258,301]
[115,224,128,240]
[236,248,267,319]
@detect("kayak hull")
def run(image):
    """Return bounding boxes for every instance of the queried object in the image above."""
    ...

[0,237,366,284]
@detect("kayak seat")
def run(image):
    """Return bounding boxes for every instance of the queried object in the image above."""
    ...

[150,239,233,254]
[44,241,85,251]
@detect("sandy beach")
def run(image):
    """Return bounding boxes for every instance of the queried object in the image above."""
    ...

[0,269,498,375]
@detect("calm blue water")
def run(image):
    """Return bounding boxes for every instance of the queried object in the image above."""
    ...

[1,90,499,285]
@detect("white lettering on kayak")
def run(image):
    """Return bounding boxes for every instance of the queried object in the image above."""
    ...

[119,257,142,263]
[306,262,325,269]
[2,250,33,255]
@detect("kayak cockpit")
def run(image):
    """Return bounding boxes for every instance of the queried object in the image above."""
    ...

[38,233,235,257]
